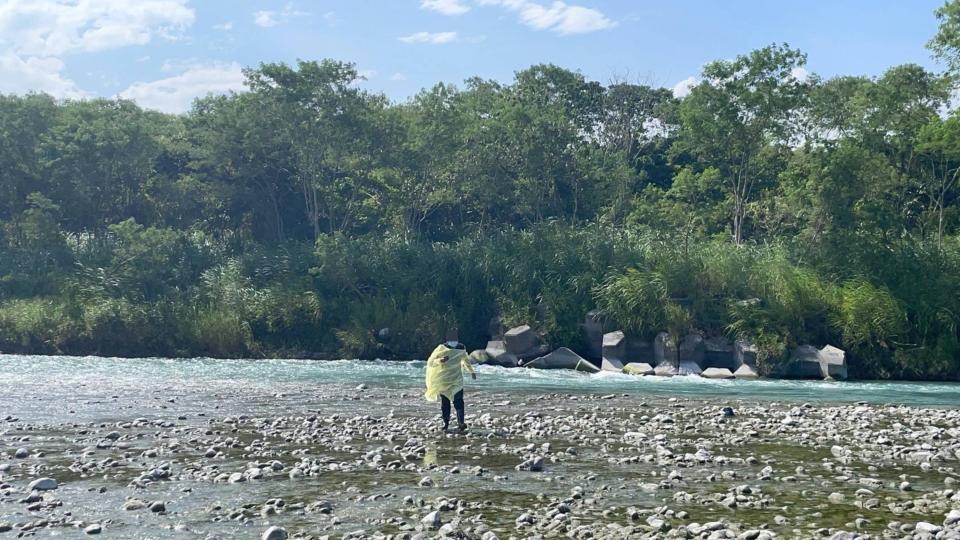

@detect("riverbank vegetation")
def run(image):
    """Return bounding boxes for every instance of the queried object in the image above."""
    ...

[2,6,960,379]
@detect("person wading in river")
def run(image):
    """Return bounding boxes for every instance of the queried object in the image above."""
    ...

[424,329,476,432]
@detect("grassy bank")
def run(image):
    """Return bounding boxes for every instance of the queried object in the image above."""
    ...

[2,223,958,380]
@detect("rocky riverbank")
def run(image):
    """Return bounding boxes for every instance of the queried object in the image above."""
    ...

[1,380,959,539]
[481,323,849,381]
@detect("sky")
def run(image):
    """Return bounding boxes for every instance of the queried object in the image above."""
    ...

[0,0,948,114]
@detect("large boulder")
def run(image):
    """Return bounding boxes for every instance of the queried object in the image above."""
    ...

[702,367,735,379]
[678,334,706,366]
[653,332,677,365]
[525,347,599,373]
[482,341,518,367]
[504,325,539,355]
[819,345,848,380]
[704,337,735,369]
[623,362,654,376]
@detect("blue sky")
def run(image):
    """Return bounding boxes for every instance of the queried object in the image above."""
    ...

[0,0,947,113]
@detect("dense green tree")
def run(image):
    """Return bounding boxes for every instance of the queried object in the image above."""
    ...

[675,44,809,245]
[0,95,58,224]
[1,14,960,379]
[917,115,960,249]
[506,64,603,222]
[929,0,960,78]
[40,100,166,234]
[188,93,296,242]
[596,83,676,223]
[391,83,468,239]
[245,60,388,239]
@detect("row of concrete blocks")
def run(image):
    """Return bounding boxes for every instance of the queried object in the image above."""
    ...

[599,330,761,379]
[602,332,848,380]
[484,324,848,380]
[482,325,752,378]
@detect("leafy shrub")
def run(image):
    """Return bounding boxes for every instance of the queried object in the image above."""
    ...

[189,306,256,358]
[594,269,668,338]
[0,298,76,353]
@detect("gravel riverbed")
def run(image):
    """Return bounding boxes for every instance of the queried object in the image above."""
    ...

[2,379,960,540]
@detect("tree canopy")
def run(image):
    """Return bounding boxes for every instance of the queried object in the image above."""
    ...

[1,9,960,379]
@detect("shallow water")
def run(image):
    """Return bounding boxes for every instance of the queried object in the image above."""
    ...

[2,354,960,423]
[2,354,959,539]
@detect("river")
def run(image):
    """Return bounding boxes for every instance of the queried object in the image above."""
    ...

[2,354,959,539]
[2,355,959,424]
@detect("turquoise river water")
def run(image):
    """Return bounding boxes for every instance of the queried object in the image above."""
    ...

[2,354,959,423]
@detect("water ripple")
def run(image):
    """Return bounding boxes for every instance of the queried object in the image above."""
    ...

[3,354,959,422]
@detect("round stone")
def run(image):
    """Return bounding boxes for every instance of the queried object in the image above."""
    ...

[261,526,288,540]
[28,478,58,491]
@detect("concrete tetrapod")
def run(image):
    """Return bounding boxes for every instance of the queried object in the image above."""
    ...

[701,367,735,379]
[524,347,600,373]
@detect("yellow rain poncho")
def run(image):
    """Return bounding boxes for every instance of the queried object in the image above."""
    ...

[424,344,476,402]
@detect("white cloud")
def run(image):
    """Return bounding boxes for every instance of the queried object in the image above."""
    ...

[0,0,194,100]
[390,72,407,81]
[253,10,277,27]
[399,31,458,44]
[0,0,194,57]
[672,76,697,98]
[0,52,87,98]
[253,3,309,28]
[213,21,233,31]
[421,0,470,15]
[478,0,615,35]
[119,63,245,114]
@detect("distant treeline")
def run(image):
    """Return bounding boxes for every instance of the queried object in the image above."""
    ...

[2,6,960,379]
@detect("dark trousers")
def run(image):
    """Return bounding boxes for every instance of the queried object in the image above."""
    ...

[440,390,464,427]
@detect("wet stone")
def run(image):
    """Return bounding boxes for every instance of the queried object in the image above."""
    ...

[261,526,288,540]
[27,478,57,491]
[421,511,441,530]
[2,362,960,540]
[123,499,147,511]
